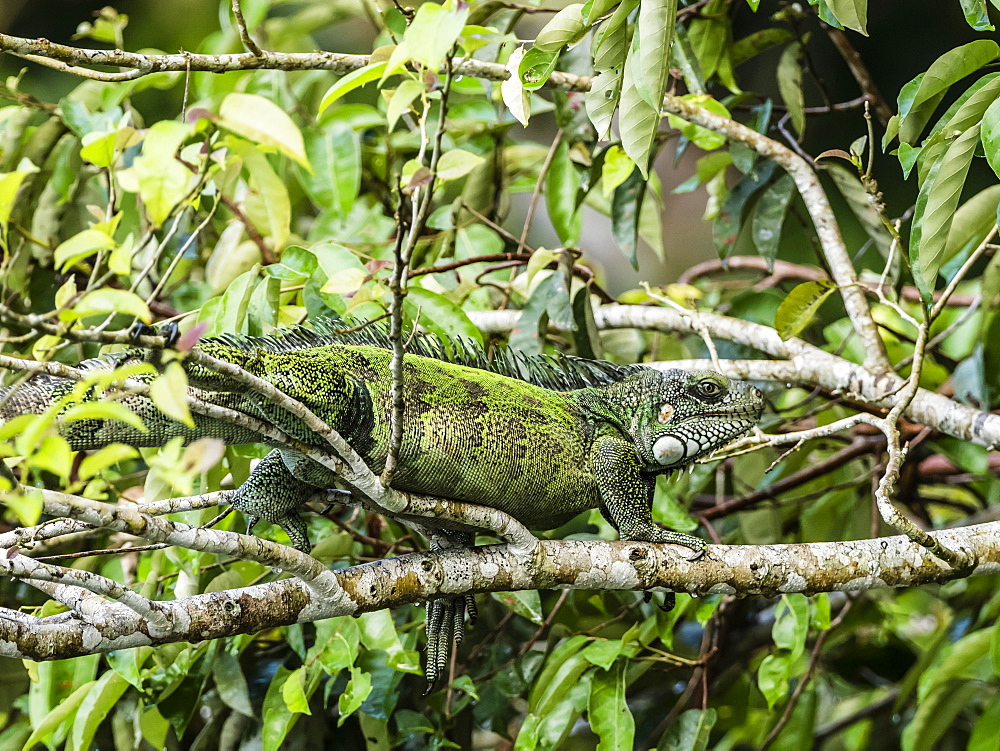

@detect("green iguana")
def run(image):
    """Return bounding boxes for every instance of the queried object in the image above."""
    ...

[0,319,765,685]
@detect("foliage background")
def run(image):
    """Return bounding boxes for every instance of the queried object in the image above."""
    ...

[0,1,998,750]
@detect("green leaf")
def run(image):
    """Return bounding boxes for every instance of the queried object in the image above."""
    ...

[533,3,586,52]
[589,663,634,751]
[585,69,624,141]
[824,163,893,257]
[902,680,980,751]
[970,695,1000,751]
[611,166,645,266]
[750,175,795,265]
[78,443,139,480]
[436,149,485,181]
[212,650,254,717]
[545,139,582,245]
[385,78,424,130]
[599,146,634,200]
[404,286,484,346]
[79,126,141,169]
[519,47,560,91]
[825,0,868,34]
[731,28,794,67]
[318,62,389,114]
[281,667,312,715]
[658,708,717,751]
[635,0,675,118]
[713,161,776,256]
[491,590,544,625]
[898,40,1000,144]
[917,628,992,702]
[69,671,129,751]
[944,185,1000,265]
[772,594,810,661]
[3,487,43,526]
[585,0,636,138]
[500,46,530,126]
[777,42,805,136]
[959,0,995,30]
[757,652,791,709]
[0,158,38,229]
[619,30,659,177]
[337,668,373,725]
[130,120,195,227]
[64,287,151,323]
[665,95,731,150]
[983,97,1000,180]
[357,610,405,657]
[527,635,590,714]
[230,138,292,250]
[54,228,117,271]
[149,361,194,427]
[219,93,309,168]
[592,1,637,71]
[910,124,981,303]
[404,1,469,70]
[61,401,147,434]
[22,680,94,750]
[775,279,838,340]
[687,0,727,81]
[582,639,623,671]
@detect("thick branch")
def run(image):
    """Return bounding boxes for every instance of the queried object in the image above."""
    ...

[0,33,589,90]
[656,97,890,373]
[470,306,1000,449]
[0,522,996,661]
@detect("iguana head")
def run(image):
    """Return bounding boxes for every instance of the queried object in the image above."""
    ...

[605,369,765,470]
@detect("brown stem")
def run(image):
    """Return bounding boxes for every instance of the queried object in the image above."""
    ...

[823,26,893,127]
[697,435,886,519]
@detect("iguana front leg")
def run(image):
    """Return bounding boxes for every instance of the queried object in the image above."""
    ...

[424,531,478,692]
[231,449,320,552]
[592,434,705,555]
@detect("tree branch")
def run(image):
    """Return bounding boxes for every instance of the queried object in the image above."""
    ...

[0,521,996,661]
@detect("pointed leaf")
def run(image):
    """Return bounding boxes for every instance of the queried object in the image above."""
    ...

[404,2,469,69]
[319,62,389,114]
[220,93,309,168]
[826,0,868,34]
[910,124,981,302]
[589,662,634,751]
[149,361,193,427]
[983,96,1000,180]
[777,42,805,136]
[619,32,659,177]
[751,174,795,266]
[898,40,1000,144]
[775,279,838,340]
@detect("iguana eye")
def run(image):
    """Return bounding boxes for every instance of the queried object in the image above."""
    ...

[696,380,722,398]
[657,403,674,423]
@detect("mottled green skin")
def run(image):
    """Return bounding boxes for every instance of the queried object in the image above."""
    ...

[180,340,765,553]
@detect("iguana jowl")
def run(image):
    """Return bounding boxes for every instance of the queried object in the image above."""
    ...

[0,321,765,684]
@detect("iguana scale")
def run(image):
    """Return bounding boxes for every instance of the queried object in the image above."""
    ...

[0,319,765,685]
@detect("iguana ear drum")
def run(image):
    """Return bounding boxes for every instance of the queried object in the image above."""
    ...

[652,434,686,466]
[657,403,674,423]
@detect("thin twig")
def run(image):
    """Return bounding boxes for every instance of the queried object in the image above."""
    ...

[231,0,264,56]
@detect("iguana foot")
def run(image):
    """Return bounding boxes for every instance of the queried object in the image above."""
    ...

[423,593,477,693]
[644,590,677,611]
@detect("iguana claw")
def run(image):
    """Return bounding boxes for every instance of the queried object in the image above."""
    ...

[423,594,477,693]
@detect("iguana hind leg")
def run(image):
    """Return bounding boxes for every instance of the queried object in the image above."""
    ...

[423,531,478,692]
